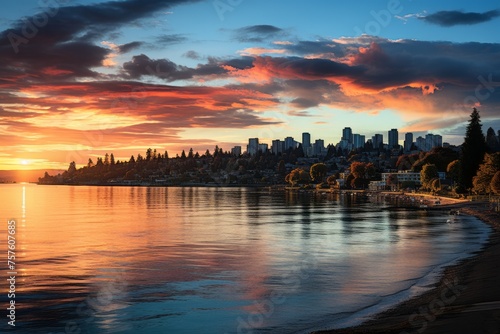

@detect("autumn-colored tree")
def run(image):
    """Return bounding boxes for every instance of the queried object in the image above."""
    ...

[420,164,439,190]
[350,161,366,179]
[491,171,500,195]
[472,153,500,194]
[365,163,376,180]
[447,160,461,184]
[431,178,441,193]
[310,163,328,182]
[327,175,337,186]
[351,177,368,189]
[286,168,310,186]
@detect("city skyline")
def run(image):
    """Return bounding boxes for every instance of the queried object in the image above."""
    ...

[242,127,444,156]
[1,0,500,170]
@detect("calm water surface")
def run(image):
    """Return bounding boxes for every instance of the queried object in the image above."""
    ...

[0,184,490,333]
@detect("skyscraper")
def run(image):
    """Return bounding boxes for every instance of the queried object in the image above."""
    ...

[284,137,295,151]
[342,127,353,143]
[302,132,311,155]
[404,132,413,152]
[247,138,259,155]
[433,134,442,148]
[271,140,284,155]
[416,136,425,150]
[372,134,383,150]
[313,139,325,156]
[388,128,399,149]
[353,134,365,149]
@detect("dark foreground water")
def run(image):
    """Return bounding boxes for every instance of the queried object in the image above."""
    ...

[0,184,491,333]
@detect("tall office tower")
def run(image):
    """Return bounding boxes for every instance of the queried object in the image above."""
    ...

[313,139,325,156]
[372,134,383,150]
[404,132,413,152]
[302,132,311,155]
[416,136,425,151]
[353,134,365,149]
[388,128,399,149]
[284,136,295,150]
[247,138,259,155]
[433,134,442,148]
[342,127,353,143]
[271,140,284,155]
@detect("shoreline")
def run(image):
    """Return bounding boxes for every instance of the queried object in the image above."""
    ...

[313,199,500,334]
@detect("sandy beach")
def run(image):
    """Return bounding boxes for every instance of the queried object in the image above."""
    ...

[314,199,500,334]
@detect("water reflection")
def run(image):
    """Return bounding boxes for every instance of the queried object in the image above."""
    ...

[0,185,490,334]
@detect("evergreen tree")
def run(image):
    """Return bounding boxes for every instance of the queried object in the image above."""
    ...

[458,108,487,191]
[486,127,499,152]
[129,155,136,164]
[87,158,94,168]
[68,161,77,175]
[104,153,110,165]
[277,160,286,175]
[110,153,115,165]
[181,150,187,159]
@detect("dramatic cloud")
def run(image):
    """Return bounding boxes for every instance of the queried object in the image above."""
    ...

[233,25,287,42]
[420,10,500,26]
[122,54,228,81]
[0,0,202,81]
[118,41,144,53]
[1,0,500,169]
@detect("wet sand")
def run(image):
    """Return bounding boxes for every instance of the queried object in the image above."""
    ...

[314,201,500,334]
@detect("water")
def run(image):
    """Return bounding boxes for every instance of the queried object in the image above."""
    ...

[0,184,491,333]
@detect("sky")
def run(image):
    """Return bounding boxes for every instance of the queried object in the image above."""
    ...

[1,0,500,170]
